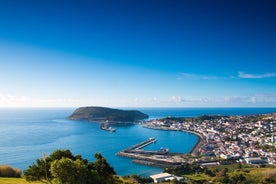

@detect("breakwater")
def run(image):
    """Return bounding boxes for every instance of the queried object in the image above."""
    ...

[117,138,184,168]
[124,137,157,151]
[122,137,169,155]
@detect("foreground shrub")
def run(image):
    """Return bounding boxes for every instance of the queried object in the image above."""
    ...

[24,149,116,184]
[0,164,22,178]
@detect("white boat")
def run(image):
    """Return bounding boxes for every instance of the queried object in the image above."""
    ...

[100,122,116,132]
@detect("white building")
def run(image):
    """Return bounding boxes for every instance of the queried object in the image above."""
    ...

[150,172,183,183]
[245,157,265,165]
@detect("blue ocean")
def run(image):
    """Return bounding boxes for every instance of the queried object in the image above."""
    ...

[0,107,275,176]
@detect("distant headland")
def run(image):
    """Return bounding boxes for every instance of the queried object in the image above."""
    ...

[68,106,149,122]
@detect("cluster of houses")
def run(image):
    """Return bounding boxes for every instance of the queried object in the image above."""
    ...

[144,113,276,166]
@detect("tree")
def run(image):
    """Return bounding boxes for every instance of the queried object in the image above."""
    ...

[93,153,116,178]
[48,149,75,161]
[230,173,247,184]
[25,150,78,183]
[24,158,52,183]
[24,149,116,184]
[50,158,89,184]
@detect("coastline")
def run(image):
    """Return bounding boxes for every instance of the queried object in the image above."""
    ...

[184,130,204,155]
[142,125,205,155]
[116,126,205,168]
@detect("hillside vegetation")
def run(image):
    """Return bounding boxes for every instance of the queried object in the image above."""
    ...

[68,106,149,122]
[166,163,276,184]
[1,161,276,183]
[24,149,116,184]
[0,177,43,184]
[0,165,21,178]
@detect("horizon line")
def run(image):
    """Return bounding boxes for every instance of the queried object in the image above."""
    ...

[0,106,276,109]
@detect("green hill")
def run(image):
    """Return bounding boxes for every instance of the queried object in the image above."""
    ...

[68,106,149,122]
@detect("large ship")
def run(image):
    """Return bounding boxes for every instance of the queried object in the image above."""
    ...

[100,121,116,132]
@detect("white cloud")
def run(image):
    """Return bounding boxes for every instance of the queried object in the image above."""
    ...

[0,94,80,107]
[0,94,30,104]
[133,98,139,103]
[171,96,183,103]
[238,72,276,79]
[178,72,222,80]
[170,96,213,104]
[247,94,276,103]
[169,94,276,107]
[178,71,276,81]
[1,93,275,108]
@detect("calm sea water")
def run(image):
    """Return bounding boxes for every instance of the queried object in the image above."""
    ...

[0,107,275,176]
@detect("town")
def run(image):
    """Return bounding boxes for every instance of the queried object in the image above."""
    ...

[142,113,276,166]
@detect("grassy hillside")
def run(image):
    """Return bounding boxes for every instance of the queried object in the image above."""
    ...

[2,167,276,183]
[0,176,136,184]
[0,177,43,184]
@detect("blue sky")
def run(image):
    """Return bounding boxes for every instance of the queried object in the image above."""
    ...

[0,0,275,107]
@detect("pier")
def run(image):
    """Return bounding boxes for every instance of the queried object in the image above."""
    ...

[117,138,185,168]
[124,137,157,151]
[122,137,169,155]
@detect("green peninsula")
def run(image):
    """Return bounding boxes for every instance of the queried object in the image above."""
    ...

[68,106,149,122]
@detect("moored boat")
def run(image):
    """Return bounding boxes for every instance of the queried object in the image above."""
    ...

[100,122,116,132]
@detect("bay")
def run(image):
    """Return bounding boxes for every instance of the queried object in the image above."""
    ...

[0,107,275,176]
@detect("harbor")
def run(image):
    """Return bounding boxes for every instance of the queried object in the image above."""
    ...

[117,138,185,168]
